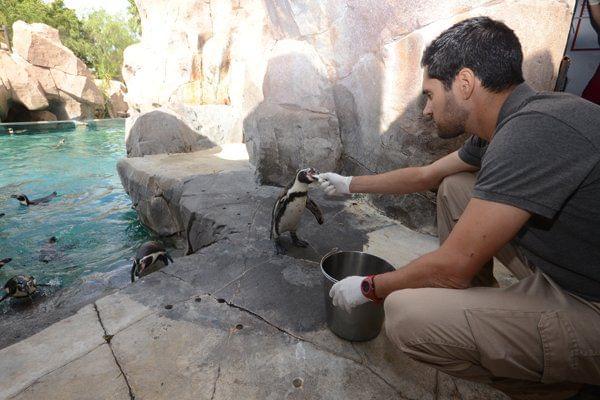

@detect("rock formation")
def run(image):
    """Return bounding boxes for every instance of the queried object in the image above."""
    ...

[0,21,104,122]
[123,0,575,232]
[95,79,129,118]
[126,109,214,157]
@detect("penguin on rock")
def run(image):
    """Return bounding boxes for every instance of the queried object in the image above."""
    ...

[270,168,324,255]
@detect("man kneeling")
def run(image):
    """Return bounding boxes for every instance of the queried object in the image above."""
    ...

[319,16,600,400]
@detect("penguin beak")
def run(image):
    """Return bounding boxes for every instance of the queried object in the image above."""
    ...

[306,168,318,182]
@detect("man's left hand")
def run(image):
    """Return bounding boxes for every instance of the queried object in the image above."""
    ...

[329,276,368,312]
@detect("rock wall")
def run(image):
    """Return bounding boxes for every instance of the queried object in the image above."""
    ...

[0,21,104,122]
[123,0,575,232]
[95,79,130,119]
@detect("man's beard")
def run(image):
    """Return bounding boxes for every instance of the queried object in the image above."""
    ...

[436,94,468,139]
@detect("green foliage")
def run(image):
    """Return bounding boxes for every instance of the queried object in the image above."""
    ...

[82,10,137,81]
[127,0,141,37]
[0,0,140,81]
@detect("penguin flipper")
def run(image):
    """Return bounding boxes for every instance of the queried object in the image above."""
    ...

[130,262,137,283]
[270,195,285,240]
[306,197,324,225]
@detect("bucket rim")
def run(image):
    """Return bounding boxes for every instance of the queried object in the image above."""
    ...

[320,250,392,284]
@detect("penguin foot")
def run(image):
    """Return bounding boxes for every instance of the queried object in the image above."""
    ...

[291,233,309,248]
[273,240,287,255]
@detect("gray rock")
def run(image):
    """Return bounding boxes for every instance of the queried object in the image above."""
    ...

[245,101,341,186]
[9,344,131,400]
[125,109,215,157]
[0,305,105,399]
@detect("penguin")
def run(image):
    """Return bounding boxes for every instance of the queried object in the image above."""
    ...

[11,191,57,206]
[131,241,174,282]
[39,236,58,263]
[1,275,38,302]
[54,138,66,148]
[270,168,324,255]
[0,213,5,218]
[0,258,12,268]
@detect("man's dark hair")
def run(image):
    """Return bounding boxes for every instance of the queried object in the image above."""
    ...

[421,17,524,92]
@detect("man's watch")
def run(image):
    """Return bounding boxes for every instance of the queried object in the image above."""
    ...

[361,275,383,303]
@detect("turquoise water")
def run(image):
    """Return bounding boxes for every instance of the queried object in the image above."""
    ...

[0,120,151,302]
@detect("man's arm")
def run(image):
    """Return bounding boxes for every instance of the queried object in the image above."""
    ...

[350,151,478,195]
[373,198,531,297]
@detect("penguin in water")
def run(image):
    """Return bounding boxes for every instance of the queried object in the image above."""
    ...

[270,168,324,255]
[0,258,12,268]
[54,138,66,148]
[131,241,174,282]
[11,192,57,206]
[0,275,38,302]
[39,236,58,263]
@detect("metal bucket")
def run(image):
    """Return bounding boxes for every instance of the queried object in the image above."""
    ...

[320,250,395,341]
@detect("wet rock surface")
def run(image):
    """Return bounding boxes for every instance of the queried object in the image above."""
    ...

[0,150,509,399]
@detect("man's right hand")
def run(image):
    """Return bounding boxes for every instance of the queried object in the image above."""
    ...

[316,172,353,195]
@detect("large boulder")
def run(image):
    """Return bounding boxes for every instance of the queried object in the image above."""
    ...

[0,50,48,110]
[244,40,342,185]
[51,69,103,105]
[12,21,90,77]
[125,109,215,157]
[0,21,104,122]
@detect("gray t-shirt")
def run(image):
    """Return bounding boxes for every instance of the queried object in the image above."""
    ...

[458,83,600,301]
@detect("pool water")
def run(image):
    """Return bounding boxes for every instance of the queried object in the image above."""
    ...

[0,120,151,304]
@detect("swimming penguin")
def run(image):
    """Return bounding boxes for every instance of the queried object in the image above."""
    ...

[39,236,58,263]
[131,241,174,282]
[270,168,324,255]
[0,275,38,302]
[0,213,5,218]
[0,258,12,268]
[11,192,57,206]
[54,138,66,148]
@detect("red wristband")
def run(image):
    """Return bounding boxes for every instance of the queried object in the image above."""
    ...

[361,275,383,303]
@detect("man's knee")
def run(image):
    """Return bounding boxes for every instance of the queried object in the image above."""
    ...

[384,289,437,348]
[437,172,476,204]
[384,288,474,348]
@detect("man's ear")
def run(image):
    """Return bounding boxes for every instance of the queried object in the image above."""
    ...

[456,67,476,100]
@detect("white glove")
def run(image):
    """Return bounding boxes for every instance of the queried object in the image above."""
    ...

[316,172,353,196]
[329,276,368,313]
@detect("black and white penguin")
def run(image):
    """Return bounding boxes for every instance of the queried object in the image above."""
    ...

[270,168,324,255]
[130,241,174,282]
[11,192,57,206]
[1,275,37,302]
[0,258,12,268]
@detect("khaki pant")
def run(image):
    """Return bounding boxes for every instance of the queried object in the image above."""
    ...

[384,172,600,399]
